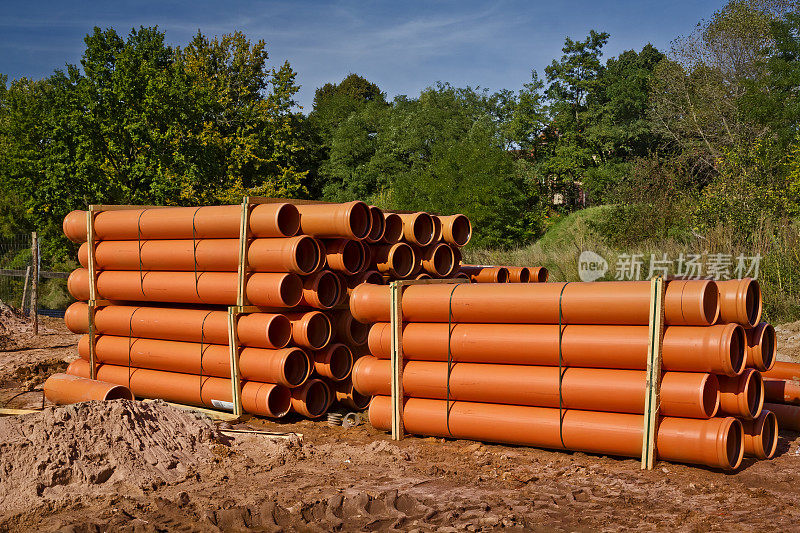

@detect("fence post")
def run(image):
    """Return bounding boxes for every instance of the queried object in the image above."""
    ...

[20,266,31,314]
[31,232,39,335]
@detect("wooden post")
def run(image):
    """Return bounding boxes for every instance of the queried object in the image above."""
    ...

[31,232,39,335]
[20,266,31,314]
[641,275,666,470]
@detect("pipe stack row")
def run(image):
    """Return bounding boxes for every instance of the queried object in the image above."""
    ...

[760,360,800,431]
[349,277,780,469]
[60,201,474,419]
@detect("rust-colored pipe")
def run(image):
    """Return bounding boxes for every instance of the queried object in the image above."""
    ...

[77,236,321,275]
[68,268,303,307]
[353,357,719,418]
[299,270,341,309]
[313,343,353,382]
[397,212,435,247]
[367,322,745,376]
[67,359,291,417]
[763,361,800,381]
[290,378,331,418]
[323,239,365,275]
[764,378,800,404]
[764,402,800,431]
[718,369,764,419]
[350,279,720,326]
[741,410,778,459]
[284,311,331,350]
[745,322,776,372]
[430,216,443,243]
[421,243,456,277]
[506,267,531,283]
[368,396,743,470]
[345,270,385,295]
[365,206,386,243]
[415,272,432,280]
[295,201,371,240]
[44,373,134,404]
[333,377,371,410]
[716,278,762,328]
[460,265,509,283]
[78,335,310,388]
[371,243,415,278]
[65,302,291,349]
[330,310,369,346]
[63,204,300,242]
[381,213,403,244]
[438,214,472,247]
[452,272,470,280]
[529,267,549,283]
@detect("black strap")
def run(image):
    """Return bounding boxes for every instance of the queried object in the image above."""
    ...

[192,208,202,300]
[127,307,140,390]
[557,282,570,449]
[198,311,212,398]
[445,283,461,437]
[136,210,146,298]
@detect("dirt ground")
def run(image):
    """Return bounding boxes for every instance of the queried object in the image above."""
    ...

[2,316,800,532]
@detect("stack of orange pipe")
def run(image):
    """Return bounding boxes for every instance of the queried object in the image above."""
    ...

[350,277,780,469]
[62,201,474,419]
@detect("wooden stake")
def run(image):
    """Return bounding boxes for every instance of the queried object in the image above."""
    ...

[641,275,666,470]
[31,232,39,335]
[20,266,30,314]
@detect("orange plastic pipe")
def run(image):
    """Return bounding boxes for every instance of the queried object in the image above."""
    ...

[295,201,371,240]
[741,410,778,459]
[368,396,743,470]
[381,213,403,244]
[284,311,332,350]
[68,268,303,307]
[745,322,776,372]
[345,270,385,295]
[415,272,432,280]
[65,302,291,349]
[371,243,415,278]
[367,322,745,376]
[44,373,134,404]
[716,278,762,327]
[397,212,435,247]
[452,272,470,280]
[290,378,332,418]
[764,378,800,404]
[460,265,509,283]
[764,402,800,431]
[333,377,371,410]
[364,206,386,243]
[63,203,300,242]
[323,239,366,275]
[78,236,321,275]
[329,310,369,346]
[718,369,764,419]
[420,242,456,277]
[529,267,549,283]
[763,361,800,381]
[77,334,310,388]
[67,359,291,417]
[350,279,720,326]
[437,214,471,247]
[352,357,719,418]
[430,215,443,243]
[300,270,341,309]
[313,343,353,382]
[506,267,531,283]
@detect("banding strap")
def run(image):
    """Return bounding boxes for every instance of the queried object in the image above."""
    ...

[127,307,140,391]
[445,283,461,437]
[199,311,212,399]
[558,282,570,449]
[192,208,202,300]
[136,210,146,298]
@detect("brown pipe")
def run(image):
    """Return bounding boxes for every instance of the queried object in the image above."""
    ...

[350,279,720,326]
[68,268,303,307]
[397,212,435,247]
[506,267,531,283]
[284,311,332,350]
[329,310,369,346]
[431,216,443,243]
[415,272,432,280]
[438,214,472,247]
[367,322,745,376]
[333,377,371,410]
[78,335,310,388]
[365,206,386,243]
[452,272,470,280]
[764,378,800,404]
[765,402,800,431]
[65,302,292,349]
[313,343,353,382]
[718,369,764,419]
[299,270,341,309]
[371,243,415,278]
[745,322,776,372]
[295,201,371,240]
[368,396,743,470]
[460,265,509,283]
[44,373,134,404]
[353,357,719,418]
[323,239,365,275]
[763,361,800,381]
[63,204,300,242]
[77,236,321,275]
[717,278,762,327]
[290,378,332,418]
[421,243,456,277]
[381,213,403,244]
[741,410,778,459]
[67,359,291,417]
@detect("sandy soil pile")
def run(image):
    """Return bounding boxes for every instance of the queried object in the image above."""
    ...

[0,400,230,513]
[0,301,32,350]
[776,320,800,362]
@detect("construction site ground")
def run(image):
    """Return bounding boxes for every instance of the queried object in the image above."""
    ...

[2,312,800,532]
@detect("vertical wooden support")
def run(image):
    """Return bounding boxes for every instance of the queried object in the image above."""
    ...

[31,232,39,335]
[390,281,404,440]
[227,307,244,417]
[236,197,251,307]
[21,266,31,314]
[225,197,251,418]
[86,208,98,379]
[641,275,666,470]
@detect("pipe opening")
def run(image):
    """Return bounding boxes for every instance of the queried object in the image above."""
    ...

[104,386,135,401]
[304,380,330,417]
[275,204,301,237]
[314,272,341,309]
[412,214,434,246]
[449,215,472,247]
[725,419,744,470]
[454,272,470,280]
[280,275,304,307]
[348,202,371,240]
[295,237,320,274]
[350,388,371,410]
[496,268,509,283]
[761,411,778,459]
[416,273,432,280]
[533,267,549,282]
[383,214,403,243]
[729,325,746,376]
[390,244,414,278]
[745,370,764,419]
[284,349,310,387]
[431,216,442,242]
[746,280,762,327]
[349,318,370,345]
[267,385,291,417]
[305,312,332,349]
[368,207,385,241]
[363,271,384,285]
[341,240,365,274]
[267,315,293,349]
[702,282,720,325]
[329,345,353,381]
[518,269,531,283]
[431,245,454,276]
[761,324,776,371]
[702,374,720,418]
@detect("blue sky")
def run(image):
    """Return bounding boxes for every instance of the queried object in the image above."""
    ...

[0,1,727,110]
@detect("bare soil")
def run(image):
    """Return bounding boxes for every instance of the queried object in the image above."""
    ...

[1,314,800,532]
